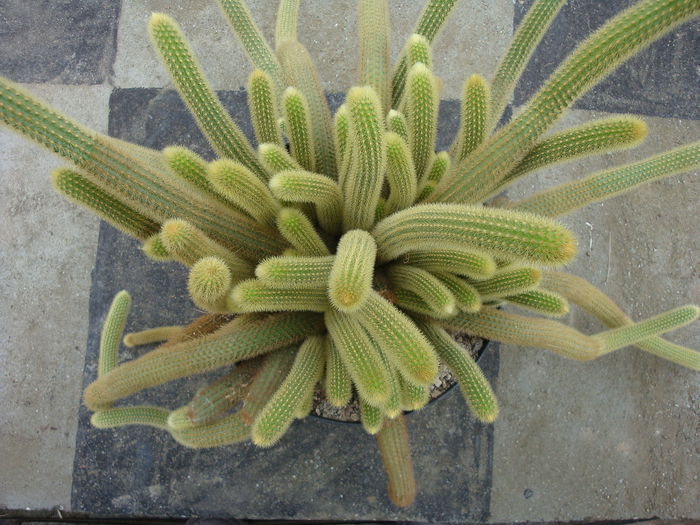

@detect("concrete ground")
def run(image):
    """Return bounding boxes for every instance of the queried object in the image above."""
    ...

[0,0,698,521]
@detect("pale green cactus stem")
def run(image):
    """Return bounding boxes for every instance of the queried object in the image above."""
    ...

[258,143,303,175]
[84,312,323,410]
[231,280,329,312]
[491,117,648,197]
[405,34,432,70]
[142,234,172,261]
[471,266,541,301]
[123,326,183,347]
[387,109,409,143]
[419,321,499,423]
[325,309,391,407]
[277,41,337,178]
[160,219,254,279]
[391,0,459,108]
[98,291,132,378]
[510,141,700,218]
[388,264,456,318]
[431,0,700,204]
[505,289,569,317]
[416,151,450,200]
[375,414,416,507]
[269,170,343,234]
[276,207,330,256]
[392,288,440,318]
[344,86,387,230]
[375,198,387,223]
[432,272,482,313]
[252,335,326,446]
[355,291,439,386]
[162,146,233,206]
[148,14,267,181]
[333,105,350,173]
[384,132,418,215]
[360,397,384,434]
[358,0,391,112]
[282,87,316,172]
[51,168,160,241]
[91,406,170,429]
[397,374,429,411]
[450,74,489,163]
[542,272,700,369]
[325,338,353,407]
[188,256,233,313]
[402,247,496,280]
[275,0,300,48]
[255,255,333,289]
[372,340,402,418]
[372,204,577,267]
[170,411,250,448]
[208,159,280,226]
[328,230,377,312]
[405,63,438,180]
[487,0,566,129]
[248,70,283,147]
[216,0,285,95]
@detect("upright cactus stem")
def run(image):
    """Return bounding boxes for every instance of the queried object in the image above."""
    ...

[98,291,132,378]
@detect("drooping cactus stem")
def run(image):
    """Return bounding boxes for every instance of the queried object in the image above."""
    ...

[98,291,132,378]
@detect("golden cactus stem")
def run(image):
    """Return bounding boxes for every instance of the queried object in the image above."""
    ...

[188,256,233,313]
[142,234,173,261]
[277,41,337,178]
[248,70,283,147]
[161,314,234,347]
[470,266,541,301]
[384,132,418,215]
[252,335,326,446]
[433,272,482,313]
[275,0,300,48]
[282,87,316,172]
[325,309,391,408]
[375,413,416,508]
[98,291,132,378]
[255,255,333,289]
[360,396,384,435]
[450,74,489,163]
[416,151,450,199]
[258,143,302,175]
[325,337,353,407]
[387,264,456,318]
[505,289,569,317]
[510,141,700,218]
[397,374,429,411]
[123,326,183,347]
[333,104,350,177]
[387,109,409,143]
[84,312,323,410]
[170,412,250,448]
[394,34,433,111]
[405,63,438,180]
[402,246,496,280]
[355,291,439,387]
[358,0,391,112]
[542,271,700,370]
[392,288,440,318]
[373,340,402,419]
[372,203,577,267]
[328,230,377,312]
[51,168,160,241]
[269,170,343,234]
[418,321,499,423]
[231,279,329,312]
[276,207,330,256]
[91,406,170,429]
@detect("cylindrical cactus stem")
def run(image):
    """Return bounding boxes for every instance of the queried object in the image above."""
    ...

[248,70,283,148]
[450,74,489,163]
[333,104,350,175]
[441,307,602,361]
[123,326,183,347]
[255,255,333,289]
[282,87,316,173]
[230,279,329,312]
[432,272,482,313]
[269,170,343,234]
[84,312,323,410]
[397,374,429,411]
[470,266,541,301]
[387,264,456,318]
[511,141,700,218]
[142,234,173,261]
[162,146,228,204]
[343,86,387,231]
[169,412,250,448]
[259,143,303,177]
[375,413,416,508]
[188,257,233,313]
[373,340,402,419]
[98,291,132,378]
[91,406,170,429]
[419,321,499,423]
[357,0,391,113]
[325,337,353,407]
[276,207,330,256]
[161,314,233,347]
[52,168,160,241]
[405,63,438,180]
[387,109,409,143]
[373,203,577,267]
[275,0,300,48]
[325,309,391,408]
[328,230,377,313]
[148,13,267,180]
[392,288,440,318]
[208,159,281,227]
[360,396,384,435]
[384,132,418,215]
[506,289,569,317]
[402,246,496,280]
[252,335,326,446]
[405,34,432,71]
[417,151,450,197]
[355,291,439,386]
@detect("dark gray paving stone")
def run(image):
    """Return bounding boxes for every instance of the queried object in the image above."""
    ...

[71,88,498,520]
[0,0,120,84]
[513,0,700,120]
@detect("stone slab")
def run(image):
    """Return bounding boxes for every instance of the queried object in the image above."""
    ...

[0,0,120,84]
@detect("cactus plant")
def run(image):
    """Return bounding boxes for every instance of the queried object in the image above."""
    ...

[1,0,699,509]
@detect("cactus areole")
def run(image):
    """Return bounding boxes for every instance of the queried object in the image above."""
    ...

[1,0,699,509]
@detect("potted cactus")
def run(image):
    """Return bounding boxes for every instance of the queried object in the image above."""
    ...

[1,0,698,509]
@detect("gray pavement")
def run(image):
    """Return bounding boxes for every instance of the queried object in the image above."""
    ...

[0,0,698,521]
